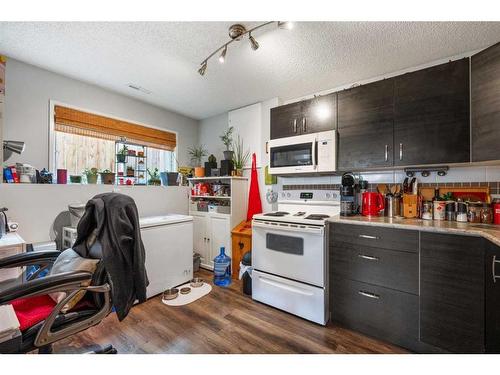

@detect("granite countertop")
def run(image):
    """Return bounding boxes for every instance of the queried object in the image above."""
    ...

[328,215,500,247]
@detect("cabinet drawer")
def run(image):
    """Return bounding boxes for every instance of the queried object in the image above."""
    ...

[330,223,418,253]
[330,243,418,294]
[331,277,418,349]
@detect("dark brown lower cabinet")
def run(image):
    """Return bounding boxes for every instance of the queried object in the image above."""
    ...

[485,240,500,353]
[420,232,485,353]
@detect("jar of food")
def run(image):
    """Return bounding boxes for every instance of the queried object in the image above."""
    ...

[481,203,493,224]
[494,199,500,225]
[445,202,456,221]
[433,201,446,221]
[456,201,468,222]
[467,202,482,223]
[422,201,433,220]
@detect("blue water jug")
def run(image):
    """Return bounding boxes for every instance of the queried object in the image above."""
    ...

[213,246,231,287]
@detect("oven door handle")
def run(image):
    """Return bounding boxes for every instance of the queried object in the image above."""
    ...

[252,220,324,235]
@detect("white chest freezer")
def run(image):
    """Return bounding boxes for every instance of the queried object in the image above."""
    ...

[139,214,193,299]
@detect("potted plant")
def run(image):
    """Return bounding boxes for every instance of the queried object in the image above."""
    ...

[220,126,234,160]
[188,145,208,177]
[100,169,116,185]
[232,135,250,177]
[147,168,161,186]
[117,145,128,163]
[83,168,99,184]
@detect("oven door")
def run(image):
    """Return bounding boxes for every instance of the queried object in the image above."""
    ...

[252,220,325,287]
[268,134,316,174]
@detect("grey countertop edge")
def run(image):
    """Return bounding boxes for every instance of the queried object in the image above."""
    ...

[328,215,500,247]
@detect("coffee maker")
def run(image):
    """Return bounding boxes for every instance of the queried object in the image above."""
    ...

[340,173,357,216]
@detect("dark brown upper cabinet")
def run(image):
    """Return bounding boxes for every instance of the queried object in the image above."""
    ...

[393,58,470,166]
[337,79,395,170]
[270,93,336,140]
[472,42,500,162]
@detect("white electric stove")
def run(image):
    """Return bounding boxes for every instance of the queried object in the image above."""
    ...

[251,190,340,325]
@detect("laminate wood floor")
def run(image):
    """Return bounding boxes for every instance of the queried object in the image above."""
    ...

[52,269,408,354]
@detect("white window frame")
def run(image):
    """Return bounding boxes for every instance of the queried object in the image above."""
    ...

[48,100,178,175]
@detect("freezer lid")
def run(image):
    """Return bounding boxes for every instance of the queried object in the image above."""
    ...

[140,214,193,228]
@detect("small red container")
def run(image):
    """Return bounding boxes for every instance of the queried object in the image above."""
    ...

[493,199,500,225]
[57,169,67,184]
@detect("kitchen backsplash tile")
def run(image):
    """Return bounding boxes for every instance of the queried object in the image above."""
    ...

[277,165,500,193]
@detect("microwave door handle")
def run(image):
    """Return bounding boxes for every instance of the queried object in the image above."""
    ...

[312,139,317,169]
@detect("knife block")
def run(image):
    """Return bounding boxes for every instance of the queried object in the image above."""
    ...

[403,194,418,218]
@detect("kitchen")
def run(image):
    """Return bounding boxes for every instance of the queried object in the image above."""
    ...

[1,10,500,373]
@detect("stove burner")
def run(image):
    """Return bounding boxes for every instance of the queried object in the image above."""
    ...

[263,211,290,217]
[305,214,330,220]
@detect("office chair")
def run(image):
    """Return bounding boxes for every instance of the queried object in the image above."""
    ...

[0,239,116,354]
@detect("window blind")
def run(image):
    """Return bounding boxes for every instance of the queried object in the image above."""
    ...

[54,105,177,151]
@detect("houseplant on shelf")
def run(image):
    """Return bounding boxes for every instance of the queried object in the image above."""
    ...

[232,135,250,177]
[147,168,161,186]
[83,168,99,184]
[188,145,208,177]
[117,145,128,163]
[100,169,116,185]
[220,126,234,160]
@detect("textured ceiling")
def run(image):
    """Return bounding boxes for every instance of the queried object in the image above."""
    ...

[1,22,500,120]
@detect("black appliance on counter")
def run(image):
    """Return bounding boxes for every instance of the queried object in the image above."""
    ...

[340,173,357,216]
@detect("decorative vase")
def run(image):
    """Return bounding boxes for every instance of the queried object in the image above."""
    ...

[117,154,127,163]
[236,169,243,177]
[213,247,231,287]
[194,166,205,177]
[223,150,234,161]
[69,175,82,184]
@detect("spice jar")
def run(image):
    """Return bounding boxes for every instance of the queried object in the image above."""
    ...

[467,202,482,223]
[456,202,468,222]
[445,202,456,221]
[422,201,433,220]
[481,203,493,224]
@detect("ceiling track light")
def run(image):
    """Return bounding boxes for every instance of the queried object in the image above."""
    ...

[197,21,293,76]
[198,60,207,76]
[249,33,259,51]
[219,45,227,63]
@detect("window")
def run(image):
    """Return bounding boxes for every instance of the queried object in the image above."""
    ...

[52,104,177,183]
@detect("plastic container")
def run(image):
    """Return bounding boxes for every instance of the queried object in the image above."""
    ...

[213,247,231,287]
[241,251,252,296]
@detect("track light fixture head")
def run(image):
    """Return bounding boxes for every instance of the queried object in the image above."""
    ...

[249,33,259,50]
[278,21,294,30]
[219,45,227,63]
[198,61,207,76]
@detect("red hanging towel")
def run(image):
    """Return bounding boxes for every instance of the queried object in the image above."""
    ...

[247,153,263,221]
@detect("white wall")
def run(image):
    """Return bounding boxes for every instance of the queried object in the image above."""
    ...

[3,58,199,168]
[198,112,228,163]
[0,184,189,245]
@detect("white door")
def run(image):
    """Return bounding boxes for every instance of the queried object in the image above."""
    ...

[192,214,209,267]
[208,216,231,269]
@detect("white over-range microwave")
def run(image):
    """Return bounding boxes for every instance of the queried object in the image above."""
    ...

[268,130,337,175]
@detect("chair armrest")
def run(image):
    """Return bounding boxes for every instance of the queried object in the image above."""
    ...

[0,250,61,269]
[0,271,92,305]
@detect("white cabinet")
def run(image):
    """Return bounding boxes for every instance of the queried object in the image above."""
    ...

[192,213,230,269]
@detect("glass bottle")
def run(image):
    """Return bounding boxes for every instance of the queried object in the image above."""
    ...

[213,247,231,287]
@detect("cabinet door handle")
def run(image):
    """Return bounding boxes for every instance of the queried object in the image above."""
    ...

[266,141,269,154]
[302,117,307,133]
[358,234,379,240]
[384,144,388,162]
[358,254,380,261]
[492,255,500,283]
[399,143,403,161]
[358,290,380,300]
[238,241,244,250]
[203,237,206,242]
[292,119,298,133]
